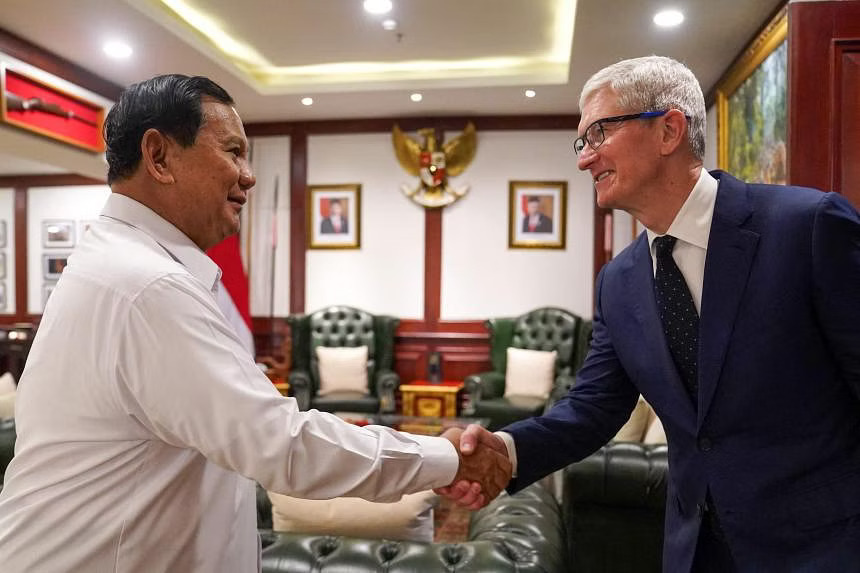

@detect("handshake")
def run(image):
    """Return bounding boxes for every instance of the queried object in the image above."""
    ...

[434,424,512,509]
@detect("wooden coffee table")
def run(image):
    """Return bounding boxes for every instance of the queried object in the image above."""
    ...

[400,380,463,418]
[335,412,489,437]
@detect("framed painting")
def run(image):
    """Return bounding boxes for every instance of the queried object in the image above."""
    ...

[43,283,56,309]
[715,7,788,184]
[0,220,6,248]
[307,184,361,249]
[43,252,71,280]
[42,219,76,248]
[508,181,567,249]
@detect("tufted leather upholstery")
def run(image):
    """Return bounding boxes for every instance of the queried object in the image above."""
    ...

[258,483,566,573]
[563,441,669,573]
[466,307,588,430]
[288,306,400,413]
[0,418,15,488]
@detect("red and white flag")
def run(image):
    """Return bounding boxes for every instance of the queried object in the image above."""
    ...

[207,235,254,355]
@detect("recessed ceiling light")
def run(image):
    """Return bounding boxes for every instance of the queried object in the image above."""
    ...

[382,19,398,31]
[410,93,423,102]
[525,89,536,98]
[653,9,684,27]
[301,97,313,106]
[103,40,132,59]
[363,0,392,15]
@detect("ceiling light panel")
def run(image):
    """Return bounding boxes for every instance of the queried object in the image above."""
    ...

[132,0,578,94]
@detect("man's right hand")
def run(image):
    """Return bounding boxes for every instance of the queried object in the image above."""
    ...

[435,424,511,509]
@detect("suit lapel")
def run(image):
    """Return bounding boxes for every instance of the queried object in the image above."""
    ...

[621,234,697,421]
[697,172,759,427]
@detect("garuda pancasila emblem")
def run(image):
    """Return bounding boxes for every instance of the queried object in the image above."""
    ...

[392,122,477,208]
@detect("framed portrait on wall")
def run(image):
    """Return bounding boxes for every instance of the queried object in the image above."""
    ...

[43,283,56,309]
[43,252,70,280]
[42,220,76,248]
[715,7,787,184]
[0,282,5,311]
[0,252,6,280]
[0,220,7,248]
[508,180,567,249]
[307,184,361,249]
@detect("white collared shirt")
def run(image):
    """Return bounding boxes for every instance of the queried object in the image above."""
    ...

[645,168,718,313]
[0,193,457,573]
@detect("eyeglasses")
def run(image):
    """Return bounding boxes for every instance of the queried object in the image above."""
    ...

[573,110,669,155]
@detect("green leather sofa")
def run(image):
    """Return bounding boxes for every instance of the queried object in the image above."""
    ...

[0,419,566,572]
[465,308,591,431]
[258,482,567,573]
[0,417,15,488]
[287,306,400,414]
[562,441,669,573]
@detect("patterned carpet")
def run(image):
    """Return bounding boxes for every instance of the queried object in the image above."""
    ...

[433,496,472,542]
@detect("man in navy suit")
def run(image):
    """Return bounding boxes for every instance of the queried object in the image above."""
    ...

[439,56,860,571]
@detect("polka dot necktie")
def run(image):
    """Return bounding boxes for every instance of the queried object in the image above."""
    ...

[654,235,699,404]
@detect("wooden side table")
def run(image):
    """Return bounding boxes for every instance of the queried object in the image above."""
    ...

[400,380,463,418]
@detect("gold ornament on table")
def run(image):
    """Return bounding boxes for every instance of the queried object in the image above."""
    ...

[392,122,477,208]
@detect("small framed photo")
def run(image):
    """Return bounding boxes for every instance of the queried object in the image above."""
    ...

[42,220,76,248]
[0,283,6,311]
[0,253,6,280]
[0,220,7,248]
[43,252,71,280]
[307,184,361,249]
[508,181,568,249]
[43,283,56,308]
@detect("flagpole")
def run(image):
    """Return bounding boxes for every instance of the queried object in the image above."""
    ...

[269,175,279,318]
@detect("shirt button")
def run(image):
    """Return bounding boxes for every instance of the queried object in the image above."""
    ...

[698,437,713,452]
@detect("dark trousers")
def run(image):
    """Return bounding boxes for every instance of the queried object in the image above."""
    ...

[692,504,736,573]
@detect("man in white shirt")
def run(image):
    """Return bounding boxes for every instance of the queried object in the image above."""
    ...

[0,74,510,572]
[441,56,860,572]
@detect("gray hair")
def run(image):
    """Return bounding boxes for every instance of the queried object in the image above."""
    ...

[579,56,706,160]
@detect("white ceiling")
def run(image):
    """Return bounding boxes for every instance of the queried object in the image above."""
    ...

[0,0,783,174]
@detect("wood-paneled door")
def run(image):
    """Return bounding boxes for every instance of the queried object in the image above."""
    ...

[788,0,860,208]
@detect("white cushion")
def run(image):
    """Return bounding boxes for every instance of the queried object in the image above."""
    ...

[316,346,368,396]
[503,347,557,399]
[0,372,15,395]
[267,490,437,542]
[613,395,651,442]
[643,408,668,444]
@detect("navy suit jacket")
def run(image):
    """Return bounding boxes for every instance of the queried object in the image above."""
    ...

[505,171,860,571]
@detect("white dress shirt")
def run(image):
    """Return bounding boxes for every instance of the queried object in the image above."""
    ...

[498,168,718,476]
[645,167,718,313]
[0,193,458,573]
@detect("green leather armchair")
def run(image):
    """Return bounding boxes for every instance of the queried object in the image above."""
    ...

[287,306,399,414]
[464,307,588,431]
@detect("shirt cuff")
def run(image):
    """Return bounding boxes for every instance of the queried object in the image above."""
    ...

[495,431,519,478]
[410,433,460,488]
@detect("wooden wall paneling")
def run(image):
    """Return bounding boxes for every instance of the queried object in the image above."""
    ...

[835,45,860,206]
[245,115,580,138]
[424,206,442,329]
[393,344,428,384]
[289,131,306,313]
[592,205,611,297]
[251,317,290,360]
[435,345,491,382]
[788,1,860,197]
[0,27,123,101]
[13,187,26,322]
